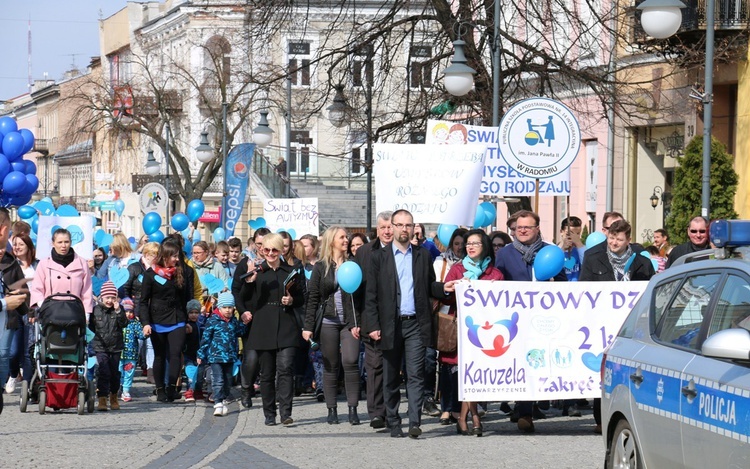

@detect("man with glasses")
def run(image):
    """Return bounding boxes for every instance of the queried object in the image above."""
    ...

[354,211,393,430]
[363,209,456,439]
[495,210,567,433]
[666,216,710,268]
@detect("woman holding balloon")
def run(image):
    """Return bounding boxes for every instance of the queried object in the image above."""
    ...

[302,226,361,425]
[239,233,305,426]
[579,219,654,435]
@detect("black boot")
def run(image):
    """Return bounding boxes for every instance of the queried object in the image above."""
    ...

[166,385,176,403]
[348,406,360,425]
[156,387,167,403]
[327,407,339,424]
[241,387,252,408]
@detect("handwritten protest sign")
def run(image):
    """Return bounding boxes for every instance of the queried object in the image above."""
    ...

[37,215,95,260]
[456,280,647,401]
[263,197,319,238]
[373,143,485,226]
[426,119,570,196]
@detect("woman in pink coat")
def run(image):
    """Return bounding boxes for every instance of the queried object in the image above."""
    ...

[30,228,93,318]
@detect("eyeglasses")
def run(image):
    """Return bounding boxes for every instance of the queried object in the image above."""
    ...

[263,247,280,254]
[509,226,517,231]
[466,242,483,247]
[393,223,415,230]
[516,226,538,232]
[689,229,707,234]
[492,243,504,250]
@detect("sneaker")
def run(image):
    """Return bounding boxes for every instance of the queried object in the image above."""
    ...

[184,390,195,403]
[121,392,132,402]
[222,402,229,416]
[214,403,223,417]
[4,376,17,394]
[422,397,440,417]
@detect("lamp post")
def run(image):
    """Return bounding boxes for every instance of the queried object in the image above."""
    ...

[327,78,373,232]
[145,122,172,228]
[638,0,711,218]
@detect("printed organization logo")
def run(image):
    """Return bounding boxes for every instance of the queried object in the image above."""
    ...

[465,312,519,357]
[232,162,249,178]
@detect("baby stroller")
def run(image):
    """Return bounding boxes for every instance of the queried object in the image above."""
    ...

[20,293,95,415]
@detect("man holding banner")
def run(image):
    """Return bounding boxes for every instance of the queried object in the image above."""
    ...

[363,210,457,439]
[495,210,567,433]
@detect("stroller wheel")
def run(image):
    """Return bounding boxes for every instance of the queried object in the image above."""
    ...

[38,390,46,415]
[20,380,28,413]
[77,391,85,415]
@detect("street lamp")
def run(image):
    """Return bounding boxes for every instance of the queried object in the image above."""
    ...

[650,186,664,209]
[327,74,374,232]
[252,110,274,148]
[145,149,160,176]
[195,130,214,163]
[443,39,476,97]
[637,0,713,219]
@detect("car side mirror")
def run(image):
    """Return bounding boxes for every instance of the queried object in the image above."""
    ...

[702,328,750,361]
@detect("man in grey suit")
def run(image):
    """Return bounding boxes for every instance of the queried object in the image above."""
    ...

[363,209,456,439]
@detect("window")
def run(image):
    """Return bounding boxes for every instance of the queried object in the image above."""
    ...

[708,275,750,336]
[205,36,231,87]
[650,278,681,331]
[409,45,433,89]
[289,42,311,86]
[352,45,373,87]
[655,273,720,350]
[350,130,366,174]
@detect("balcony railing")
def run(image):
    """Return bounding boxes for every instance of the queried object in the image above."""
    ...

[632,0,750,42]
[253,150,299,199]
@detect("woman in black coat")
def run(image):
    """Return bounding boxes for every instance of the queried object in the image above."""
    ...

[239,233,304,426]
[580,219,654,434]
[139,238,193,403]
[302,227,360,425]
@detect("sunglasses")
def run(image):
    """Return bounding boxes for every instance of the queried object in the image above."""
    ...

[263,247,280,254]
[689,229,707,234]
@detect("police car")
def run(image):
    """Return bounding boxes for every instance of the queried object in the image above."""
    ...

[602,220,750,468]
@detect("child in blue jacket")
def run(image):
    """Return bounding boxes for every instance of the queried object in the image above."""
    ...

[119,298,144,402]
[197,292,246,416]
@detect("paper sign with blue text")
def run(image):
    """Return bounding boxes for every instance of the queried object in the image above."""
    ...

[263,197,319,238]
[456,280,647,401]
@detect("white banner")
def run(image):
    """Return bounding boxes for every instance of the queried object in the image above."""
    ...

[373,143,485,226]
[426,119,570,196]
[263,197,319,238]
[456,280,647,401]
[37,215,95,261]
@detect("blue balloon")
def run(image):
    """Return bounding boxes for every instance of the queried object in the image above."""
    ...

[127,236,136,244]
[148,230,165,243]
[93,229,106,246]
[437,224,458,247]
[212,227,226,243]
[0,117,17,136]
[34,200,55,216]
[473,206,489,228]
[8,194,31,207]
[585,231,607,250]
[17,205,36,219]
[3,171,26,194]
[11,161,25,173]
[40,197,53,204]
[186,199,205,223]
[0,154,9,182]
[193,230,201,242]
[2,132,24,161]
[183,238,192,254]
[31,216,39,234]
[114,199,125,217]
[336,260,363,293]
[23,160,36,175]
[142,212,162,235]
[24,174,39,196]
[56,204,79,217]
[480,202,497,226]
[533,245,565,281]
[171,212,189,232]
[19,129,34,154]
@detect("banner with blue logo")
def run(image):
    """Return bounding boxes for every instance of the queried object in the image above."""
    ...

[223,143,255,237]
[456,281,647,401]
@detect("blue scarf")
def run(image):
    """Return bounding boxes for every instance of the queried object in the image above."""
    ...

[462,256,490,280]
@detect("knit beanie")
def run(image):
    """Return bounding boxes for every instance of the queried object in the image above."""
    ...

[121,298,135,312]
[100,281,118,298]
[186,299,202,313]
[216,292,235,308]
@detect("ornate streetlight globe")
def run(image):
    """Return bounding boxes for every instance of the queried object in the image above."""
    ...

[443,40,476,97]
[637,0,686,39]
[252,110,274,148]
[195,130,215,163]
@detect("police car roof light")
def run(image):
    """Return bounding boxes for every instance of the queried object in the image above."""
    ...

[710,220,750,248]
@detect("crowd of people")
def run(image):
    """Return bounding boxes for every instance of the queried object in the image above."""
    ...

[0,205,713,437]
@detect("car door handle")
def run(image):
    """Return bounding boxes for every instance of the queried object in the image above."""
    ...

[681,386,697,399]
[629,372,644,384]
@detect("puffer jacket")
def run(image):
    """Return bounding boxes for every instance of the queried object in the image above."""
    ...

[197,313,246,364]
[89,302,128,353]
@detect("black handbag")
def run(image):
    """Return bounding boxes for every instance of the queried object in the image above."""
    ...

[312,297,327,342]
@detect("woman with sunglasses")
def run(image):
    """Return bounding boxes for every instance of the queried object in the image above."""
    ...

[441,229,503,436]
[302,226,361,425]
[489,231,512,252]
[239,233,304,426]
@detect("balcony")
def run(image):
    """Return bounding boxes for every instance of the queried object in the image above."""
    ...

[632,0,750,43]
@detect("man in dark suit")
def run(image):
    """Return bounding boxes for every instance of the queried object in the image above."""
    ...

[353,211,393,430]
[363,209,456,439]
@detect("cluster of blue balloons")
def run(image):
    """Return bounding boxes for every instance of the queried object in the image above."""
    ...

[17,198,85,242]
[0,116,38,206]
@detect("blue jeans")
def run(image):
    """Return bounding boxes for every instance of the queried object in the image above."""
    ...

[0,309,15,387]
[210,362,234,402]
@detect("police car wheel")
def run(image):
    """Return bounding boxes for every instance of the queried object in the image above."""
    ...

[606,419,643,469]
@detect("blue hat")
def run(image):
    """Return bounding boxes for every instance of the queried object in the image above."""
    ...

[217,292,235,308]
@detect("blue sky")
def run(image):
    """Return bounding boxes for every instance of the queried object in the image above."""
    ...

[0,0,132,100]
